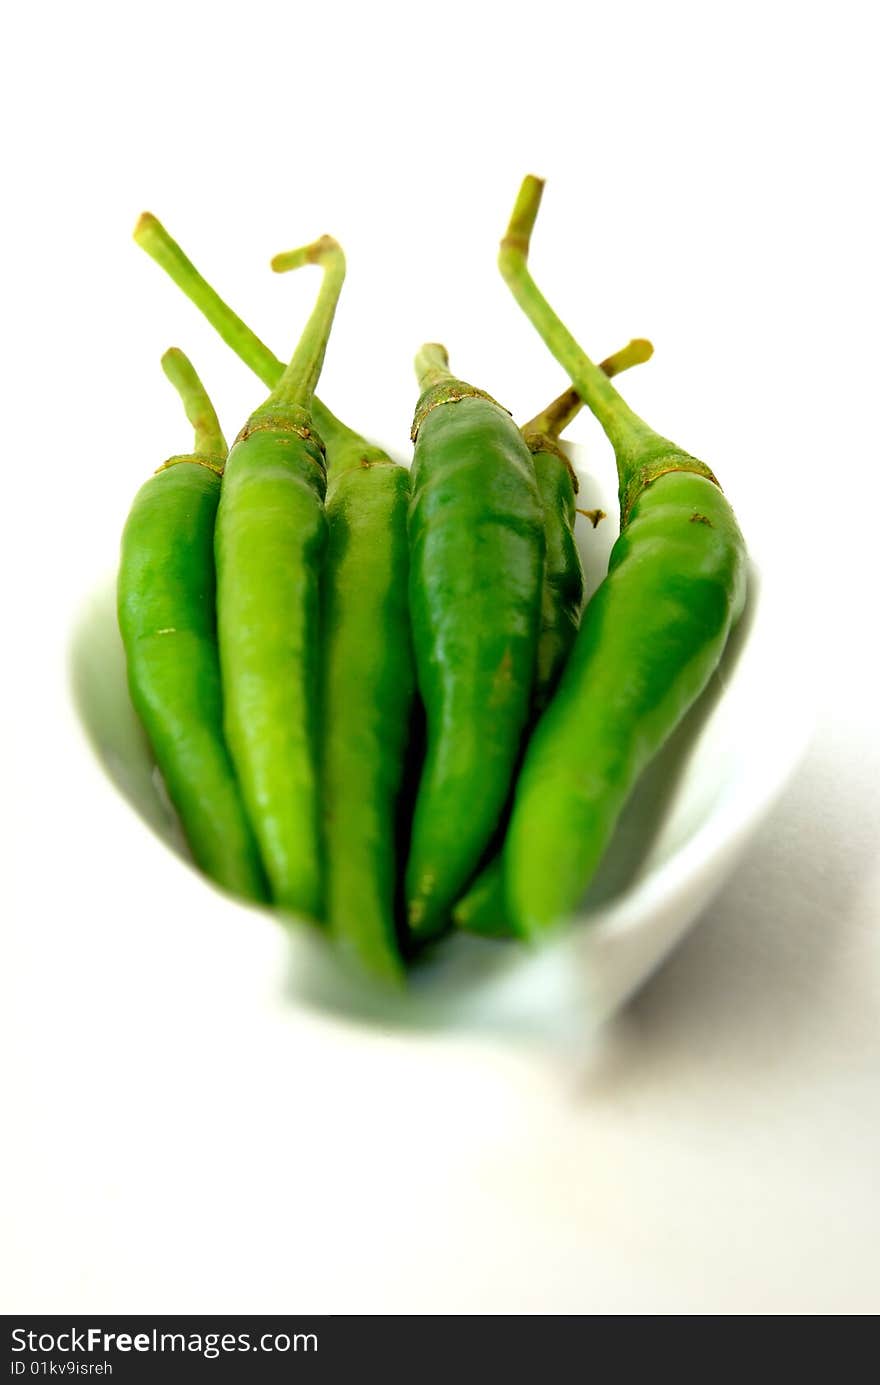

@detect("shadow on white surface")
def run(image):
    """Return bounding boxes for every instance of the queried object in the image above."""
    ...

[602,729,879,1079]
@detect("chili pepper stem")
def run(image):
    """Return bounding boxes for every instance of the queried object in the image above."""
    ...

[500,178,699,513]
[134,214,362,456]
[135,214,280,392]
[266,236,346,412]
[523,339,654,440]
[499,178,643,445]
[160,348,227,457]
[414,342,454,392]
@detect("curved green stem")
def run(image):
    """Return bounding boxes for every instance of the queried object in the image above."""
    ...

[136,214,280,391]
[414,342,455,393]
[160,347,226,456]
[133,214,353,449]
[499,177,684,501]
[524,338,655,440]
[266,235,345,412]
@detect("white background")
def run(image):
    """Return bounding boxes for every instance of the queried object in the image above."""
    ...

[2,0,878,1314]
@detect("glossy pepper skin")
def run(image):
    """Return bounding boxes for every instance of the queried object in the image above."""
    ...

[215,234,345,922]
[451,437,583,938]
[319,429,414,981]
[454,344,653,938]
[117,351,267,902]
[405,347,544,938]
[507,472,746,930]
[530,437,585,710]
[216,406,327,918]
[496,175,748,935]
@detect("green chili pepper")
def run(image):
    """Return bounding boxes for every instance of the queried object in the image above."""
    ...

[134,216,414,980]
[405,344,545,940]
[493,175,748,936]
[272,249,416,980]
[527,391,596,715]
[527,340,654,711]
[453,340,653,939]
[214,234,345,921]
[117,349,268,902]
[316,432,414,981]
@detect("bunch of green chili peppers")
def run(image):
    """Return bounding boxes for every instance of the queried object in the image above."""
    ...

[119,176,747,983]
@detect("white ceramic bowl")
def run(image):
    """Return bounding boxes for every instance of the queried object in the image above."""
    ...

[69,444,812,1037]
